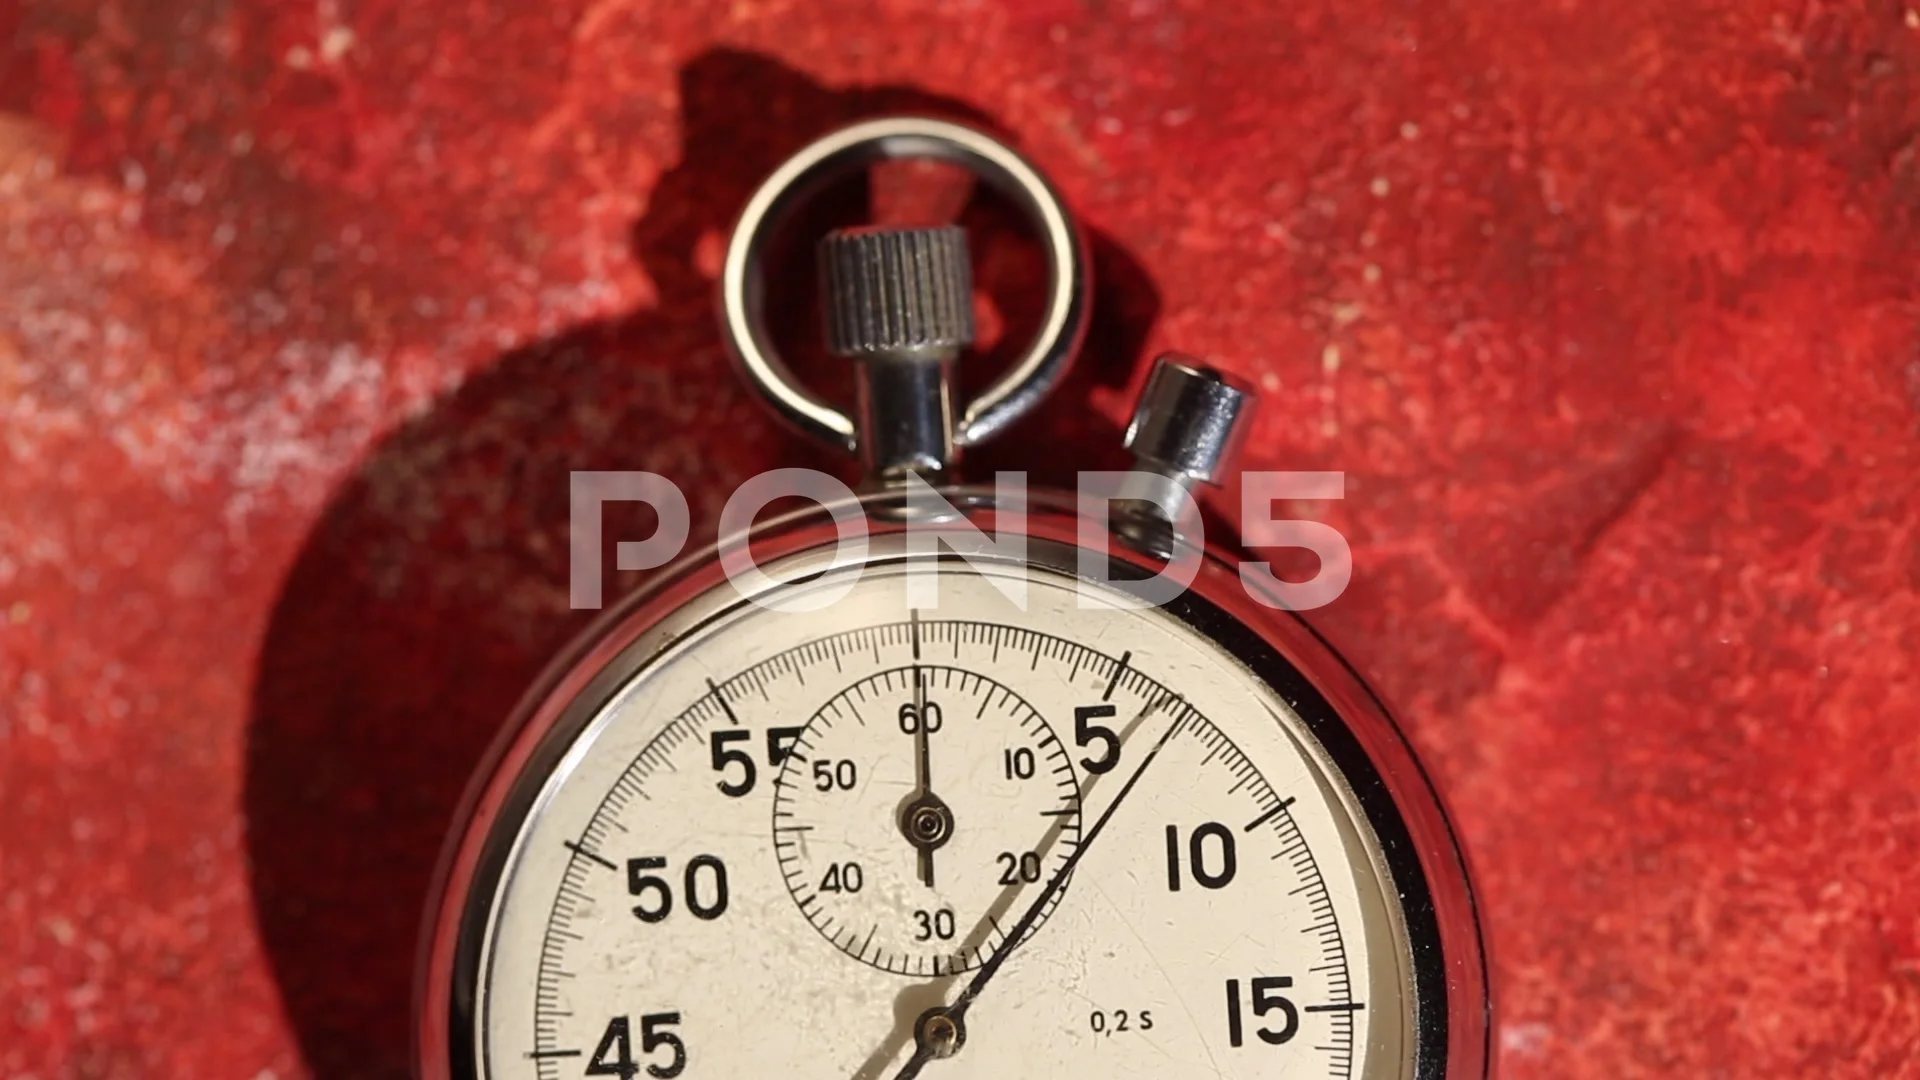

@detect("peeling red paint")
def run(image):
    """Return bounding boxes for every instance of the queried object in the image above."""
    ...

[4,2,1919,1077]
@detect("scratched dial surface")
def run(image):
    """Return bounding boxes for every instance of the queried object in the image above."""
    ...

[770,663,1084,976]
[475,562,1417,1080]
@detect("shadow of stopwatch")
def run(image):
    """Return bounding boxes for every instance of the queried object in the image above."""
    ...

[243,47,1164,1080]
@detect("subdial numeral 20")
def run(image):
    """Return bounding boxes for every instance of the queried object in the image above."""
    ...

[995,850,1043,884]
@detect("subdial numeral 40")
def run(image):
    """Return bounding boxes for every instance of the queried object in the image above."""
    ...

[819,861,864,894]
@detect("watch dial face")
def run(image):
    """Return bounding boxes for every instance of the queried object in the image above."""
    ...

[472,559,1419,1080]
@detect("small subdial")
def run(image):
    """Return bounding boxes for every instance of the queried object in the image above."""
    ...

[770,664,1081,976]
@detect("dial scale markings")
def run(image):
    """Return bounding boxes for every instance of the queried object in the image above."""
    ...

[481,572,1403,1080]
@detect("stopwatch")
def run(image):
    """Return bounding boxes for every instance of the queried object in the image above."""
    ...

[417,118,1490,1080]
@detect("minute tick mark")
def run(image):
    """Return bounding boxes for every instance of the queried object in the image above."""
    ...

[1244,797,1297,832]
[563,840,616,872]
[708,678,742,726]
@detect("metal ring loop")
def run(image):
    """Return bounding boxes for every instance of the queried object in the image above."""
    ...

[720,116,1092,454]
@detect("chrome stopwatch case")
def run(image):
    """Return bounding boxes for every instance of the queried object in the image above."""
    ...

[417,118,1490,1080]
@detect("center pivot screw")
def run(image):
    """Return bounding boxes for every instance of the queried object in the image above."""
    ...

[906,803,953,846]
[915,1008,965,1060]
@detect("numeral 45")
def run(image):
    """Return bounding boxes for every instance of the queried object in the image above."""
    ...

[587,1013,685,1079]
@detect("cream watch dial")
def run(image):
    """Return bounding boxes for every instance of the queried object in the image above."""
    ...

[475,560,1414,1080]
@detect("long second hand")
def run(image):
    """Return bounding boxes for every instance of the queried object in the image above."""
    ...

[913,664,934,887]
[888,703,1186,1080]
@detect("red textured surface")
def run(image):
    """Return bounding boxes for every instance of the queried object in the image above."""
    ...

[5,1,1920,1077]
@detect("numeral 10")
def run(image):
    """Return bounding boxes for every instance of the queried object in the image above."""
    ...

[1166,822,1237,890]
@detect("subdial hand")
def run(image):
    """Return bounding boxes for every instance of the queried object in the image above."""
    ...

[888,700,1185,1079]
[899,661,953,888]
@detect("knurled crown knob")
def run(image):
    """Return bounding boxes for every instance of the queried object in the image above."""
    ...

[820,226,976,357]
[1124,355,1260,486]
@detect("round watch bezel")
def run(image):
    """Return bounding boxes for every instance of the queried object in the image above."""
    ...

[414,488,1490,1080]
